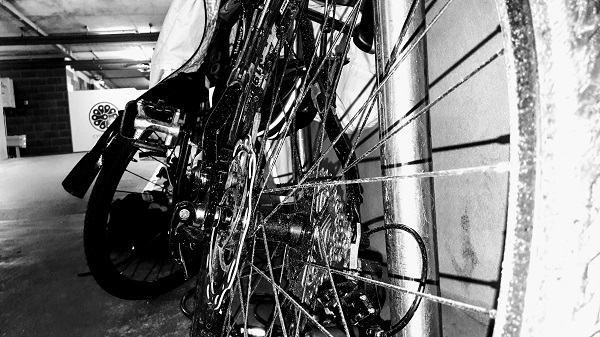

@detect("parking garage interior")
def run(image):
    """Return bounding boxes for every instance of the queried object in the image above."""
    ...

[1,0,519,336]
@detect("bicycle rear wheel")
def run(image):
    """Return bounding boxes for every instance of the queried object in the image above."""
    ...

[190,0,600,336]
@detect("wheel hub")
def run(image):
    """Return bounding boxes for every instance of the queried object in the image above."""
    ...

[287,169,353,306]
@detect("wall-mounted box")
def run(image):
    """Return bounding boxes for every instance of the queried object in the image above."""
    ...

[1,77,16,108]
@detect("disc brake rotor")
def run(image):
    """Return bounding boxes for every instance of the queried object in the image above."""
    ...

[208,138,257,309]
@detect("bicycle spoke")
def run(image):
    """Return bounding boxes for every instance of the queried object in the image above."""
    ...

[315,232,351,337]
[305,261,497,319]
[114,190,146,195]
[126,253,143,279]
[306,0,454,176]
[143,153,169,168]
[223,304,234,337]
[141,258,160,282]
[341,0,419,165]
[429,25,502,88]
[154,257,166,282]
[260,48,505,219]
[110,250,127,264]
[221,239,285,334]
[243,237,258,335]
[253,22,301,213]
[257,1,364,198]
[343,49,505,172]
[257,0,460,223]
[250,264,335,337]
[123,168,166,190]
[259,227,289,337]
[264,246,287,336]
[113,233,166,277]
[222,279,238,337]
[169,257,176,274]
[390,0,421,70]
[235,275,248,335]
[265,162,510,193]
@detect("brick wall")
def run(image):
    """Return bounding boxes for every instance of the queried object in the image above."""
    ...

[1,66,72,156]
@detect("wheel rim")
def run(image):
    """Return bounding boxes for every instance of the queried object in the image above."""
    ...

[196,0,547,335]
[100,138,186,286]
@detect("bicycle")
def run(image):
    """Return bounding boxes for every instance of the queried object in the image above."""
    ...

[63,0,600,336]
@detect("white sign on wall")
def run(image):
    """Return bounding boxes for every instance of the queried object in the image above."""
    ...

[68,88,145,152]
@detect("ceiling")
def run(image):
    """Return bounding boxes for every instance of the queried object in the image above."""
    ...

[0,0,173,89]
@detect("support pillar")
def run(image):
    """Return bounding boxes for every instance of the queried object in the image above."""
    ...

[0,98,7,160]
[373,0,442,335]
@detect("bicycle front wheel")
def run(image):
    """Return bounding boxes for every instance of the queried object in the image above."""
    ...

[84,135,196,300]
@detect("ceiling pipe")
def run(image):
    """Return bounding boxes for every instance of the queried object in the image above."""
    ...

[0,58,151,70]
[0,33,160,46]
[0,1,121,88]
[0,0,73,58]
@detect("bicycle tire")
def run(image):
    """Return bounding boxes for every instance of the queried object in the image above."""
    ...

[84,136,196,300]
[493,0,600,336]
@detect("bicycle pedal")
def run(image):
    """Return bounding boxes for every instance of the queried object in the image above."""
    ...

[121,99,182,146]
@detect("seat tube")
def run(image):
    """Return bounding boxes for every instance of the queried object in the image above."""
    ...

[373,0,442,336]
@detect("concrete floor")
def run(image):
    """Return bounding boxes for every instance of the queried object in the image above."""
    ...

[0,153,194,337]
[0,153,488,337]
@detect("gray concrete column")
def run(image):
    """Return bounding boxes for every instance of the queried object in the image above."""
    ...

[373,0,442,335]
[0,98,7,160]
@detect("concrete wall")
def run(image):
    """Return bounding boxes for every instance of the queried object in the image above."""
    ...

[0,67,73,156]
[427,0,508,311]
[340,0,510,327]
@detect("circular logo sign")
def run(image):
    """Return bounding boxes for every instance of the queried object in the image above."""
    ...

[89,102,118,131]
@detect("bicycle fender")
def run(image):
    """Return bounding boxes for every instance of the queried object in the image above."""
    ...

[61,115,122,199]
